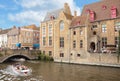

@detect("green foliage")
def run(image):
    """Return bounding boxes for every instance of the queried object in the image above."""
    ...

[38,53,54,61]
[0,53,3,57]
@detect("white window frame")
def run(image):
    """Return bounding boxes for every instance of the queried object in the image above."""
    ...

[42,26,46,37]
[102,24,107,32]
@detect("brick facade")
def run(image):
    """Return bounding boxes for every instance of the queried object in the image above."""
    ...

[40,0,120,63]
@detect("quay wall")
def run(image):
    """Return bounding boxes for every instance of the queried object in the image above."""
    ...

[54,53,120,67]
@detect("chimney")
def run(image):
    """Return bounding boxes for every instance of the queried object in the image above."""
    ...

[74,11,77,17]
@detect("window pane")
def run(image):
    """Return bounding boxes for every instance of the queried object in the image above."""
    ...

[80,40,83,48]
[49,36,52,46]
[102,37,107,47]
[42,26,46,36]
[115,22,120,32]
[49,24,52,36]
[49,51,52,56]
[60,37,64,47]
[43,37,46,46]
[60,21,64,31]
[102,24,107,32]
[73,40,76,48]
[60,53,64,57]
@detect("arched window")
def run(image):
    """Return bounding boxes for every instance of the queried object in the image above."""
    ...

[60,21,64,31]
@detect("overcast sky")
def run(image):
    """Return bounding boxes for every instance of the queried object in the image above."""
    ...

[0,0,100,29]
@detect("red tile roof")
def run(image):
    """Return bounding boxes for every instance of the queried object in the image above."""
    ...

[70,15,87,28]
[81,0,120,21]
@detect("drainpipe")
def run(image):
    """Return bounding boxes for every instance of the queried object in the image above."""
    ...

[68,28,71,63]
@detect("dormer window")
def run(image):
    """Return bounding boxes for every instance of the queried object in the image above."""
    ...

[111,6,117,18]
[90,11,95,21]
[86,9,90,13]
[102,5,107,10]
[76,21,80,26]
[50,16,55,20]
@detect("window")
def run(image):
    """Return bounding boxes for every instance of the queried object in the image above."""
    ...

[49,51,52,56]
[115,22,120,32]
[73,31,76,35]
[102,37,107,47]
[77,54,81,57]
[70,53,73,56]
[42,26,46,36]
[93,31,96,35]
[60,53,64,57]
[102,24,107,32]
[115,37,119,46]
[43,51,45,54]
[43,37,46,46]
[92,25,97,28]
[49,36,52,46]
[111,6,117,18]
[90,11,95,21]
[60,37,64,47]
[60,21,64,31]
[49,24,52,36]
[86,9,90,13]
[80,30,83,35]
[102,5,107,10]
[73,40,76,48]
[80,40,83,48]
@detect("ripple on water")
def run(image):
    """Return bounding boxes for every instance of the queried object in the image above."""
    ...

[0,65,45,81]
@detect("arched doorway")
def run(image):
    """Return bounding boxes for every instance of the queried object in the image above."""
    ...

[90,42,95,52]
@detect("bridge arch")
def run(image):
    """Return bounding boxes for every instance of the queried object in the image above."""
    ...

[1,54,32,63]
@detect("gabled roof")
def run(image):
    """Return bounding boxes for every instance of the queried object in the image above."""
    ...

[7,27,19,36]
[70,15,87,28]
[81,0,120,21]
[0,28,11,34]
[43,9,63,22]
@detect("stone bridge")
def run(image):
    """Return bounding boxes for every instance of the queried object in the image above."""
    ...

[0,49,41,63]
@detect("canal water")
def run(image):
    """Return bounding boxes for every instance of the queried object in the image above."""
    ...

[0,61,120,81]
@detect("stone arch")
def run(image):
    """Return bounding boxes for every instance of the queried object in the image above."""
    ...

[1,54,31,63]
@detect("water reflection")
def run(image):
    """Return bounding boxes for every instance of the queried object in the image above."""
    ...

[0,61,120,81]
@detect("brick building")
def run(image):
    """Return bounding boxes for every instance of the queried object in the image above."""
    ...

[40,0,120,62]
[8,25,39,49]
[40,3,73,59]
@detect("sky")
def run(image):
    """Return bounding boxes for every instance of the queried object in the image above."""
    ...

[0,0,100,29]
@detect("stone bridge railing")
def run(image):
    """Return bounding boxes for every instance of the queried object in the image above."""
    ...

[0,49,41,63]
